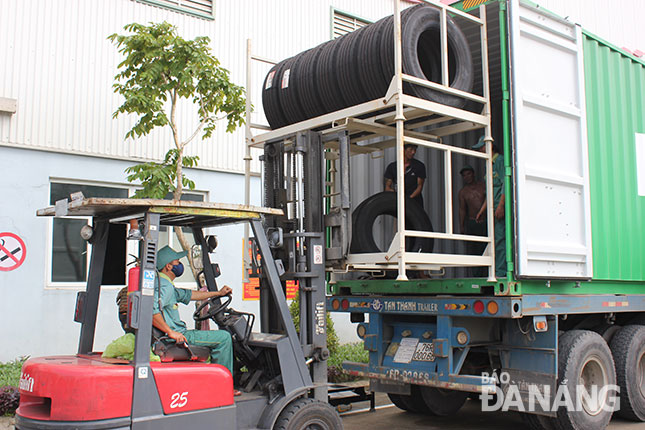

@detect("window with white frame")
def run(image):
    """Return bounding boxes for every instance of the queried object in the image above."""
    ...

[135,0,214,20]
[48,181,206,288]
[332,9,370,39]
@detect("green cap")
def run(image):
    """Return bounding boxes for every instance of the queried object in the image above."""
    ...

[460,164,474,174]
[472,135,486,150]
[156,245,187,270]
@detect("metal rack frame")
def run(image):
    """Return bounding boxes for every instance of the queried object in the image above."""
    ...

[244,0,497,281]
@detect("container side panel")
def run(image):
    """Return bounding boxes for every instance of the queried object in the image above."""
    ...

[584,36,645,281]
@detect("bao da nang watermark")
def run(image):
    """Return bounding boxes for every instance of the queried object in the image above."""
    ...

[479,371,620,413]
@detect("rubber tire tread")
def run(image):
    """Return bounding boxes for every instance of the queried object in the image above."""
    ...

[273,397,342,430]
[388,393,413,412]
[521,412,548,430]
[262,62,288,129]
[401,5,472,107]
[610,325,645,421]
[520,412,557,430]
[277,57,306,126]
[356,17,389,100]
[554,330,616,430]
[350,191,434,254]
[388,386,432,414]
[419,386,468,416]
[294,45,325,119]
[316,38,344,114]
[336,28,368,106]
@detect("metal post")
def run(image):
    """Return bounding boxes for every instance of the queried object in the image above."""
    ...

[243,39,253,283]
[440,7,449,86]
[250,219,312,388]
[77,219,108,355]
[479,5,496,281]
[394,0,408,281]
[444,149,453,235]
[131,212,164,421]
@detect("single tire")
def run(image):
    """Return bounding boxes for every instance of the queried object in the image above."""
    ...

[419,386,468,416]
[388,393,413,412]
[273,397,343,430]
[610,325,645,421]
[315,38,345,114]
[554,330,616,430]
[379,5,473,108]
[350,191,434,254]
[387,385,430,414]
[262,63,286,129]
[277,57,307,126]
[520,412,557,430]
[294,45,326,119]
[262,60,290,129]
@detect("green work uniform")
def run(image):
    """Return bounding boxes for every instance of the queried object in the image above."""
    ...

[153,272,233,373]
[491,153,506,278]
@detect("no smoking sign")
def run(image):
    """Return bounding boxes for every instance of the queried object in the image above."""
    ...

[0,232,26,272]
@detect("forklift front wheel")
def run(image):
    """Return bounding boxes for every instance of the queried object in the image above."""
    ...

[273,397,343,430]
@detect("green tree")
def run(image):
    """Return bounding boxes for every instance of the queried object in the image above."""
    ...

[109,22,246,265]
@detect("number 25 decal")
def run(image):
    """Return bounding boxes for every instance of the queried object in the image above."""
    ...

[170,391,188,408]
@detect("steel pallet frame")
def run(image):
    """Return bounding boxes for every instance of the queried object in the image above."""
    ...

[244,0,498,281]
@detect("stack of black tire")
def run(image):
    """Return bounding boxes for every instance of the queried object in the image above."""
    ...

[262,4,473,129]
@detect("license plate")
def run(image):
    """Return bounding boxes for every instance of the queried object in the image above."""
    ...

[412,342,435,362]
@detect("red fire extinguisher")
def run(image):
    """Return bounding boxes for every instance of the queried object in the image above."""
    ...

[125,255,141,330]
[127,255,141,293]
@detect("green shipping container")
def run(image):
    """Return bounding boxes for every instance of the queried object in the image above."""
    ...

[506,0,645,294]
[334,0,645,296]
[584,34,645,282]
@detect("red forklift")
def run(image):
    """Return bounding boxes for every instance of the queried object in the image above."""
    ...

[16,197,342,429]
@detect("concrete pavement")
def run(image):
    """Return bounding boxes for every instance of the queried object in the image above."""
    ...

[341,393,643,430]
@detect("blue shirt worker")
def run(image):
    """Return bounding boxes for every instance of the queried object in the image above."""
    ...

[384,144,427,208]
[152,245,234,374]
[473,136,507,278]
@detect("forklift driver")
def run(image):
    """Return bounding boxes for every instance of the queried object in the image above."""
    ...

[153,245,234,375]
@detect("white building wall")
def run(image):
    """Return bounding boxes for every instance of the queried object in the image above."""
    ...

[0,146,263,361]
[0,0,404,174]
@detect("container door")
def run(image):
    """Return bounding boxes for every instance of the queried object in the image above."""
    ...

[508,0,592,278]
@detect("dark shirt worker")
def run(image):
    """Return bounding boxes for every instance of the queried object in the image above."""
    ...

[384,144,426,208]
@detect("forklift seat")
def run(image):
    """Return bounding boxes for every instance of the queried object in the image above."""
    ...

[151,327,211,363]
[116,288,209,362]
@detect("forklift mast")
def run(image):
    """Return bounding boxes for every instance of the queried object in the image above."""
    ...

[261,130,329,401]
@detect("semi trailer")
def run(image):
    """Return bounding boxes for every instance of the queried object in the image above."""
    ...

[246,1,645,429]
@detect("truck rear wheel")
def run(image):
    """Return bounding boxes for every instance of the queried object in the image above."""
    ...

[387,385,430,414]
[610,325,645,421]
[273,398,343,430]
[520,412,556,430]
[419,386,468,416]
[554,330,616,430]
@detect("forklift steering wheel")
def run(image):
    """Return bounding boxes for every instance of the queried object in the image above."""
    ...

[193,294,232,322]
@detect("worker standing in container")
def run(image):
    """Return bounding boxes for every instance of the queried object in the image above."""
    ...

[384,143,427,209]
[458,164,487,277]
[474,136,507,278]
